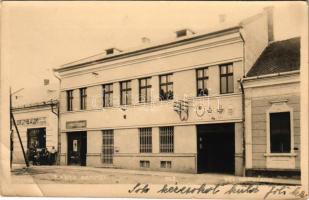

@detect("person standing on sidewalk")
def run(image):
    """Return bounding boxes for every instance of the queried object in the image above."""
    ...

[49,146,57,165]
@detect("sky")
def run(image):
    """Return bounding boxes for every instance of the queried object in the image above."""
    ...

[1,1,306,91]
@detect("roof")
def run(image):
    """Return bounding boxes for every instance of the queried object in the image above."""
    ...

[12,84,59,108]
[55,25,241,72]
[12,99,58,111]
[246,37,300,77]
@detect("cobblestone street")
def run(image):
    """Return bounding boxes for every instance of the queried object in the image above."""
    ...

[10,165,300,185]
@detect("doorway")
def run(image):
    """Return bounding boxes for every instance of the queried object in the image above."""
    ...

[197,123,235,174]
[67,131,87,166]
[27,128,46,150]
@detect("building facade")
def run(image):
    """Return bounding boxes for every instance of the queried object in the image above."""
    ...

[243,37,301,177]
[12,101,58,164]
[11,84,59,164]
[55,8,274,175]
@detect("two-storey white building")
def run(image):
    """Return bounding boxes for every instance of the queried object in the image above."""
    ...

[54,8,274,175]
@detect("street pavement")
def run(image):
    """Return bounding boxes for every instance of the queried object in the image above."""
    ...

[10,164,301,185]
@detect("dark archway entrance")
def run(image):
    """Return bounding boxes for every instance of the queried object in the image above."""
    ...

[197,123,235,174]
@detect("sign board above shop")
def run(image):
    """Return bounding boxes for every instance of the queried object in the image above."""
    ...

[66,120,87,129]
[16,117,47,126]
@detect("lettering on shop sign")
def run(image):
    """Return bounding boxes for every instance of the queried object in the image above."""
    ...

[16,117,47,126]
[66,120,87,129]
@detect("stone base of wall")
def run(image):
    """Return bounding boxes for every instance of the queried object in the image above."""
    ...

[84,154,197,173]
[245,168,300,179]
[60,154,67,165]
[113,155,196,173]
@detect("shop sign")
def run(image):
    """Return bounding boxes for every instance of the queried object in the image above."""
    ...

[66,120,87,129]
[16,117,47,126]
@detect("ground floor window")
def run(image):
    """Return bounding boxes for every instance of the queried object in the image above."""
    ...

[139,128,152,153]
[270,112,291,153]
[159,126,174,153]
[102,130,114,164]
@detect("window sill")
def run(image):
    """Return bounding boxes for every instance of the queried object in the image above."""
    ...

[188,92,242,100]
[264,153,297,157]
[102,106,114,109]
[136,102,152,106]
[159,99,174,102]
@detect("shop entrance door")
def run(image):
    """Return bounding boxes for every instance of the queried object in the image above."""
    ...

[27,128,46,150]
[27,128,46,164]
[197,123,235,174]
[67,132,87,166]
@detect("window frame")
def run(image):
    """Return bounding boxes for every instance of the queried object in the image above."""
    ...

[140,160,150,168]
[269,112,291,153]
[159,126,174,153]
[266,102,295,156]
[102,130,114,164]
[196,67,209,96]
[139,77,152,103]
[160,161,172,168]
[120,80,132,105]
[102,83,113,107]
[79,87,87,110]
[139,128,152,153]
[159,74,173,101]
[219,63,234,94]
[66,90,73,111]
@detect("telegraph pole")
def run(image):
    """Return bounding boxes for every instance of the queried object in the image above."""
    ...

[10,87,29,168]
[10,88,13,169]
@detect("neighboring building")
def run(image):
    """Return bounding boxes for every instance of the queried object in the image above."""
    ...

[243,37,301,177]
[54,8,274,175]
[11,83,59,164]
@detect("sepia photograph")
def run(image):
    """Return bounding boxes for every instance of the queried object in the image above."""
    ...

[0,1,308,199]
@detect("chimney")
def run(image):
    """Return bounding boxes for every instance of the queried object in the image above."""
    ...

[141,37,151,44]
[219,14,226,23]
[175,29,195,38]
[264,6,274,42]
[44,79,50,86]
[105,48,121,55]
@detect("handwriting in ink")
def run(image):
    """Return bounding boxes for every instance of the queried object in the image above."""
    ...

[224,184,259,194]
[264,186,289,199]
[157,183,222,194]
[128,183,150,193]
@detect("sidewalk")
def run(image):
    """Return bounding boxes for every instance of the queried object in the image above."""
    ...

[11,164,301,185]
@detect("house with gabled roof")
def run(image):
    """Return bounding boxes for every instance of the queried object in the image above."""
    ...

[243,37,301,177]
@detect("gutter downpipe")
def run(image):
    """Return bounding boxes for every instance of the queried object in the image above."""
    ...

[53,71,61,165]
[239,29,246,177]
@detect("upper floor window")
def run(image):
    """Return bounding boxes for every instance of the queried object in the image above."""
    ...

[220,63,234,94]
[120,80,131,105]
[270,112,291,153]
[160,126,174,153]
[139,77,152,103]
[66,90,73,111]
[196,67,209,96]
[103,83,113,107]
[80,88,87,110]
[159,74,173,101]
